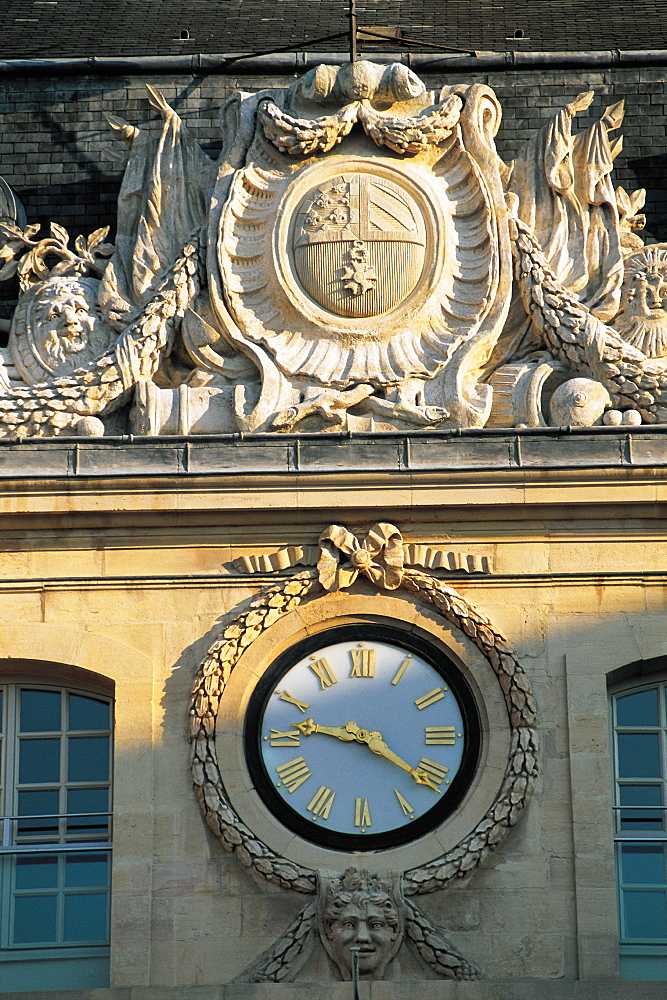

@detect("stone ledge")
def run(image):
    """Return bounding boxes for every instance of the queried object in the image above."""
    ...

[1,980,666,1000]
[0,427,662,480]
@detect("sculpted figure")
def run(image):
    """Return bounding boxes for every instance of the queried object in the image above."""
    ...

[9,275,114,384]
[611,245,667,358]
[0,62,664,436]
[319,869,402,980]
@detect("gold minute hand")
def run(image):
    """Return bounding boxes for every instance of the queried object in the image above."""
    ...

[363,730,441,793]
[293,719,440,793]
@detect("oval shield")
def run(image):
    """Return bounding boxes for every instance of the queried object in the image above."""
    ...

[292,173,427,318]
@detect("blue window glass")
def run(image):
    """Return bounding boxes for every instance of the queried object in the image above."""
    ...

[69,695,109,732]
[619,784,663,830]
[17,788,60,836]
[15,855,58,891]
[63,892,108,942]
[65,853,108,888]
[617,688,659,727]
[20,690,61,733]
[13,895,58,944]
[617,733,661,778]
[623,891,667,940]
[67,736,109,782]
[621,843,666,884]
[19,737,61,784]
[1,682,113,988]
[614,681,667,979]
[66,788,109,836]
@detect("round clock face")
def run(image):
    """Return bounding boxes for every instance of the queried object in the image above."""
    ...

[245,626,481,851]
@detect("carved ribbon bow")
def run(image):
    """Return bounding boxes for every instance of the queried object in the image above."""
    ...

[317,522,404,592]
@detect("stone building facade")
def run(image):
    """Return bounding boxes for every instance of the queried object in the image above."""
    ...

[2,10,667,997]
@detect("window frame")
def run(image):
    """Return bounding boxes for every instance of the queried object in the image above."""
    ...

[611,676,667,977]
[0,677,113,972]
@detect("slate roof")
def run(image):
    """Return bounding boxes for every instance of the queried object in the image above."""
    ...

[0,0,666,60]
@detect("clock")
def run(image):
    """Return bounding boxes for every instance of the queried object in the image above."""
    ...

[244,625,481,851]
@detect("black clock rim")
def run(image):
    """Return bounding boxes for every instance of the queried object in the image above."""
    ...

[244,623,482,852]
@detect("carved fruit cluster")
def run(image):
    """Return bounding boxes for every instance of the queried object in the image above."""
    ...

[511,213,667,424]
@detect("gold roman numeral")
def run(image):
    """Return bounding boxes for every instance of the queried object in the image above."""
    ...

[275,756,312,792]
[307,785,336,819]
[349,647,376,678]
[394,789,415,818]
[277,690,310,713]
[354,797,372,829]
[417,757,449,787]
[309,657,337,689]
[268,728,301,747]
[414,687,447,710]
[425,726,458,745]
[391,655,412,685]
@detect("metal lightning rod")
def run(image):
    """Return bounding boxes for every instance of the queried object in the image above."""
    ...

[348,0,358,63]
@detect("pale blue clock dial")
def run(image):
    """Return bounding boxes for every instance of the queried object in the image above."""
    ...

[258,637,469,840]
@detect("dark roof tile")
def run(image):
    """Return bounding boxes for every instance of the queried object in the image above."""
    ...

[0,1,666,59]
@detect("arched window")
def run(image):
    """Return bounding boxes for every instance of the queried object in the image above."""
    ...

[0,679,112,991]
[612,680,667,980]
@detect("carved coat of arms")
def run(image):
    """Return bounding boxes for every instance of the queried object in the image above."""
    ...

[0,60,661,436]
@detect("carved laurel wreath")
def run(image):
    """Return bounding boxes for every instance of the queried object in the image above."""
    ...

[189,523,538,898]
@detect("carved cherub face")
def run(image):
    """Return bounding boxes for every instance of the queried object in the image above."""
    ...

[324,893,400,979]
[10,275,113,383]
[613,246,667,357]
[44,291,96,361]
[38,280,104,364]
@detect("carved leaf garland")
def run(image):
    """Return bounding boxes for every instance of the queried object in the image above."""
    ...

[189,525,538,897]
[510,211,667,424]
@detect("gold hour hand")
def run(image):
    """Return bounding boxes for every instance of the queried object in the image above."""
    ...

[293,718,356,741]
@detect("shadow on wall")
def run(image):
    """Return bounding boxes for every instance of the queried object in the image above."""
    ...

[627,154,667,242]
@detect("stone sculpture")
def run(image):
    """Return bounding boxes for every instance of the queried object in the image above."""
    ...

[0,61,661,434]
[319,869,403,981]
[9,276,114,383]
[611,244,667,357]
[190,522,536,982]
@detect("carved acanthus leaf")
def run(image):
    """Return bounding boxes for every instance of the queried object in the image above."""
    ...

[0,221,114,290]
